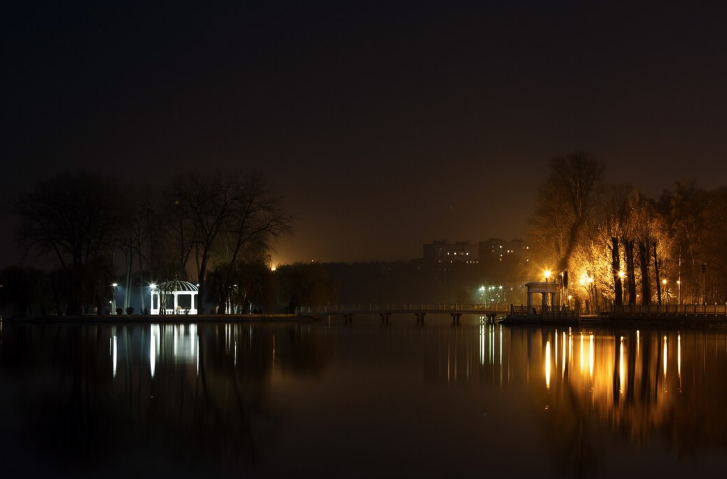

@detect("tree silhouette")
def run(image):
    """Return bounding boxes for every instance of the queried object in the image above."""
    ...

[11,171,122,314]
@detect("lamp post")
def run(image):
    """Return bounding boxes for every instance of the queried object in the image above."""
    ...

[662,279,668,305]
[149,283,157,315]
[677,280,681,306]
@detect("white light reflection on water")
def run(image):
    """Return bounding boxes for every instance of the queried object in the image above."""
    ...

[490,323,495,365]
[479,323,485,365]
[150,331,156,378]
[147,323,200,378]
[499,324,503,388]
[112,336,117,378]
[499,324,502,366]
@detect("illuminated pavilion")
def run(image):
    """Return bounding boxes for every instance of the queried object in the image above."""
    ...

[150,280,199,315]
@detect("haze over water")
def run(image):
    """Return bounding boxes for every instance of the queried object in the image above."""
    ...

[1,318,725,478]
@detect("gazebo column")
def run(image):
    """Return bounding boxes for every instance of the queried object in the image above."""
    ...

[173,292,179,314]
[527,291,533,313]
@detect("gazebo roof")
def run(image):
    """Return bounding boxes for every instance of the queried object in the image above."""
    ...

[158,280,199,293]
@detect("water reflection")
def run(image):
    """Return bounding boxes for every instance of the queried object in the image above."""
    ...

[1,322,726,478]
[0,322,330,478]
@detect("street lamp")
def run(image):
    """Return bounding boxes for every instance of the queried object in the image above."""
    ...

[544,270,551,282]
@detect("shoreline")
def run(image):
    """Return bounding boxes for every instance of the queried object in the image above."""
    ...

[1,313,310,323]
[502,313,727,330]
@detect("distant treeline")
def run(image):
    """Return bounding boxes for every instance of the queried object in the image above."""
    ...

[0,254,527,317]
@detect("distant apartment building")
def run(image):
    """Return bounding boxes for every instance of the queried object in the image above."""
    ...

[479,238,530,262]
[422,240,479,264]
[423,238,530,264]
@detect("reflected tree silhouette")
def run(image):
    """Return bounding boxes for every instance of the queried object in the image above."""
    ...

[0,323,331,478]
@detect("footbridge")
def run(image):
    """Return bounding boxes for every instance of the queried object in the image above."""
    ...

[296,303,510,324]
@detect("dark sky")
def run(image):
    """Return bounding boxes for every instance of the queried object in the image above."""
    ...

[3,1,727,269]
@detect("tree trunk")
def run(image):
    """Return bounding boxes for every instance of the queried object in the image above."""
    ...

[653,242,662,305]
[138,253,146,312]
[638,241,651,305]
[625,239,636,306]
[612,237,623,306]
[124,241,133,310]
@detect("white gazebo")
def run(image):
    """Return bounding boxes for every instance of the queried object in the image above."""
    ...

[150,280,199,315]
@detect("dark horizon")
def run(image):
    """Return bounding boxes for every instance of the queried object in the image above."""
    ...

[4,1,727,270]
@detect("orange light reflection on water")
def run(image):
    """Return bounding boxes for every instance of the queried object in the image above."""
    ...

[545,340,551,390]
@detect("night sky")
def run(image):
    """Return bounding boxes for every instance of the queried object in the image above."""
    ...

[3,1,727,270]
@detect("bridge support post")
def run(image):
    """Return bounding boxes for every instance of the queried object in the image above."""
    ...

[415,313,426,324]
[451,313,461,325]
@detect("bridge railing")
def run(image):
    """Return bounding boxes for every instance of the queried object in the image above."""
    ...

[297,303,511,315]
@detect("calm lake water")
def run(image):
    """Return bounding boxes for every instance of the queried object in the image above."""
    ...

[1,316,726,478]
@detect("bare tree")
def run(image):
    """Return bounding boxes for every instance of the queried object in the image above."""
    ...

[11,171,122,314]
[112,185,159,312]
[215,171,293,314]
[166,170,243,306]
[168,170,293,312]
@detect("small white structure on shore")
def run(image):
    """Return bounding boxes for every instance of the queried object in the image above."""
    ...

[150,280,199,315]
[525,281,559,312]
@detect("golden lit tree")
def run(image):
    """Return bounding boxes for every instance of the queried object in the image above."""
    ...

[529,151,607,274]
